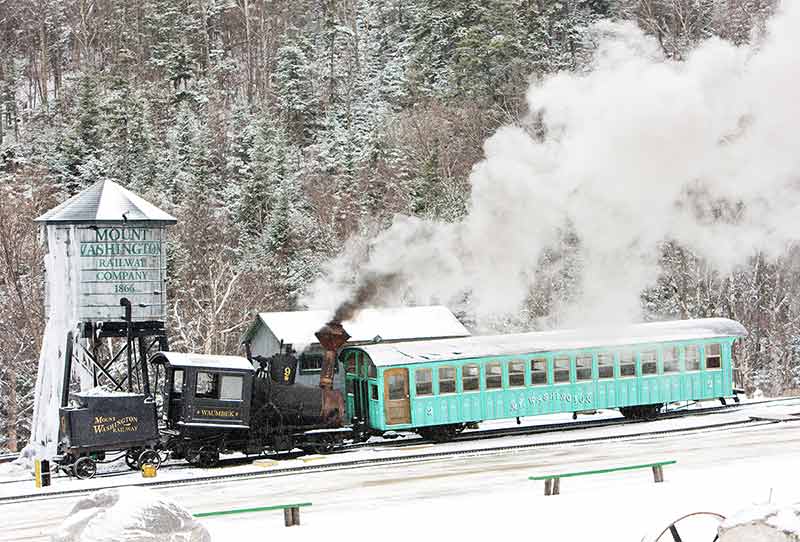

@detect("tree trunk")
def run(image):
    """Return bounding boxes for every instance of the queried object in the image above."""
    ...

[6,362,18,452]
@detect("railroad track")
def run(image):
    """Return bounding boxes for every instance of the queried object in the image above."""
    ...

[0,414,787,505]
[2,395,797,487]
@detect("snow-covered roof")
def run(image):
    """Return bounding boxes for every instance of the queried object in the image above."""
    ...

[36,179,177,224]
[150,352,254,372]
[350,318,747,367]
[243,306,470,347]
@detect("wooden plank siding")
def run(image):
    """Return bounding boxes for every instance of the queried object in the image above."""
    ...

[346,337,738,432]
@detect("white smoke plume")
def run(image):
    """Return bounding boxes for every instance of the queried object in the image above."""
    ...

[304,3,800,328]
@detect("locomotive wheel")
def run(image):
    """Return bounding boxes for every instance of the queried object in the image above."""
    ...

[196,447,220,468]
[125,448,143,470]
[73,457,97,480]
[138,449,161,470]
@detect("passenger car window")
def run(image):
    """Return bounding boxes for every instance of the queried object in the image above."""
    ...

[705,343,721,369]
[415,368,432,396]
[486,362,502,389]
[554,356,571,383]
[641,351,657,375]
[462,364,480,391]
[172,369,184,395]
[531,358,548,385]
[597,353,613,379]
[685,345,700,371]
[576,355,592,381]
[387,375,406,400]
[220,375,243,400]
[663,347,679,373]
[619,352,635,377]
[509,361,525,387]
[439,366,456,394]
[196,371,219,398]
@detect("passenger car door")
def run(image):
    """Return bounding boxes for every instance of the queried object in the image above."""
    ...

[383,368,411,424]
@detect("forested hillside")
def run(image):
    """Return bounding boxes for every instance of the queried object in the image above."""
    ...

[0,0,794,452]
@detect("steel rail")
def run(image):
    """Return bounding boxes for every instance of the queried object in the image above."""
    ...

[3,395,796,485]
[0,416,780,505]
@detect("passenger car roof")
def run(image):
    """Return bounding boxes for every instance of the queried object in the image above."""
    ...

[348,318,747,367]
[150,352,254,372]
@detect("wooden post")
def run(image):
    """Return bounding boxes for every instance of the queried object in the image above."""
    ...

[284,508,294,527]
[544,478,552,496]
[291,507,300,525]
[652,465,664,483]
[552,477,561,495]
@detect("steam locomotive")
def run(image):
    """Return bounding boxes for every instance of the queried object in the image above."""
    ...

[57,323,352,478]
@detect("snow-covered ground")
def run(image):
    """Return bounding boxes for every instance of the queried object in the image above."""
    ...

[1,398,798,541]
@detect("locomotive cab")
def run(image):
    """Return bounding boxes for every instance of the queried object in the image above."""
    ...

[150,352,255,431]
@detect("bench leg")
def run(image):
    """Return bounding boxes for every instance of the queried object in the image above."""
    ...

[544,478,552,496]
[652,465,664,483]
[292,507,301,526]
[552,477,560,495]
[284,508,294,527]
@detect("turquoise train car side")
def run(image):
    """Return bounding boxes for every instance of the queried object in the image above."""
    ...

[340,318,746,441]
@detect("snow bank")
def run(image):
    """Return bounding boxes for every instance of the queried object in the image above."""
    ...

[718,504,800,542]
[51,487,210,542]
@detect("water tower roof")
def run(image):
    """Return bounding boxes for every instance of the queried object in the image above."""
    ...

[36,180,177,224]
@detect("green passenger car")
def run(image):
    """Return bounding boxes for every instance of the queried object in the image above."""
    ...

[340,318,746,441]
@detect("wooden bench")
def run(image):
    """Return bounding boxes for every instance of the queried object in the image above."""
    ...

[193,502,312,527]
[529,460,676,496]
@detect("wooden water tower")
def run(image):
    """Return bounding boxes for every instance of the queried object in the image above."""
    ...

[35,180,176,394]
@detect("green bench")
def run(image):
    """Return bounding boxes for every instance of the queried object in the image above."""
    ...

[194,502,312,527]
[529,460,676,496]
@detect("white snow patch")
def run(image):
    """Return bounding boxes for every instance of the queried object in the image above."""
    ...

[719,503,800,542]
[27,225,88,460]
[50,487,210,542]
[77,386,141,398]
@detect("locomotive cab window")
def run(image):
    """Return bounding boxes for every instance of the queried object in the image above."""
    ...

[439,366,456,394]
[486,362,502,389]
[463,364,480,391]
[619,352,635,377]
[172,369,184,396]
[705,343,722,369]
[663,347,679,373]
[554,356,570,383]
[509,361,525,387]
[371,384,378,400]
[220,375,243,401]
[576,355,592,381]
[641,351,657,375]
[597,353,613,379]
[415,368,432,396]
[195,372,220,398]
[368,362,377,379]
[685,345,700,371]
[531,358,548,385]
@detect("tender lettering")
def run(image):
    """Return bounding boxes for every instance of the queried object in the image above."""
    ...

[92,415,139,434]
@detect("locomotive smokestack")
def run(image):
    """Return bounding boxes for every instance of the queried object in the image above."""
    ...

[315,321,350,390]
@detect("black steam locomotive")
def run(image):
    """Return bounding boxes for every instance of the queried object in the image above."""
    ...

[57,347,349,478]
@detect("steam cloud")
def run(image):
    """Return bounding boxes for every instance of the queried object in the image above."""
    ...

[304,4,800,328]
